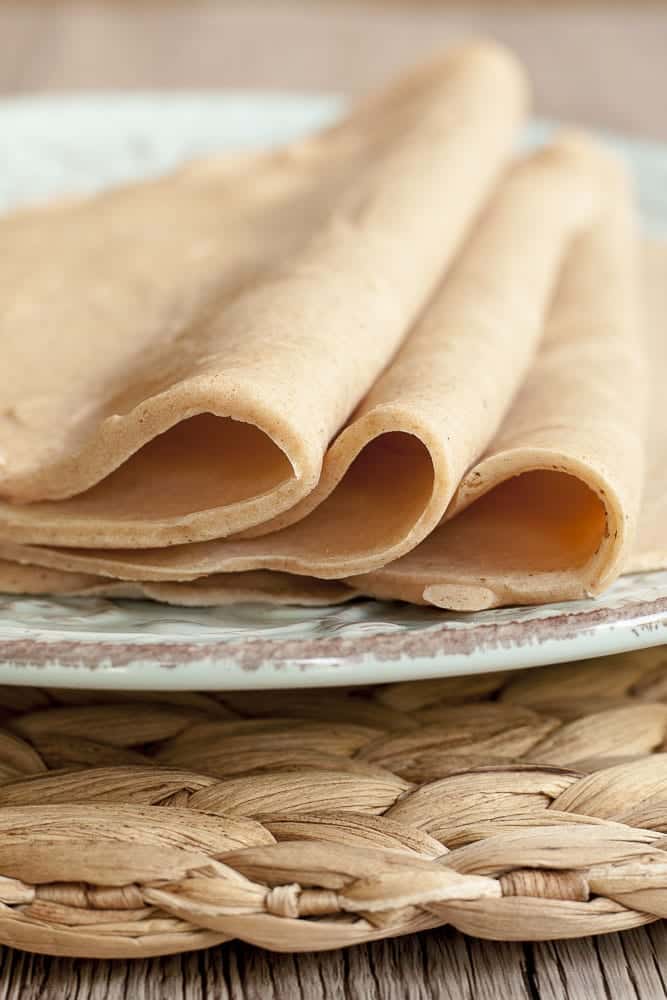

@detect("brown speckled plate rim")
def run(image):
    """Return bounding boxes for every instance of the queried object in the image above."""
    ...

[0,576,666,689]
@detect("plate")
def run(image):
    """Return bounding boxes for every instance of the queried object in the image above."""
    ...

[1,92,666,691]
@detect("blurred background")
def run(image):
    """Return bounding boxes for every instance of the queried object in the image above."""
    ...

[1,1,666,139]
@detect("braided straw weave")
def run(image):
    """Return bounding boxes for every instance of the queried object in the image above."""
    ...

[1,647,667,957]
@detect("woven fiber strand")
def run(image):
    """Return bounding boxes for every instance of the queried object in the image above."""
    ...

[0,650,666,956]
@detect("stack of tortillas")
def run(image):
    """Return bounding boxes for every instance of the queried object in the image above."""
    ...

[1,41,665,612]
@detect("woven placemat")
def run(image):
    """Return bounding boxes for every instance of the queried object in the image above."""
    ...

[0,647,666,957]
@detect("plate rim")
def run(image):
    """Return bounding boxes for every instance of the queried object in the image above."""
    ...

[1,573,667,689]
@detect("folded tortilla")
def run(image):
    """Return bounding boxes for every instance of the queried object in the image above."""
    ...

[16,210,653,613]
[0,42,527,548]
[0,561,357,607]
[1,48,665,614]
[0,135,612,586]
[355,189,649,609]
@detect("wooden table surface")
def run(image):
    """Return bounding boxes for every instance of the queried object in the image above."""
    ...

[2,3,667,998]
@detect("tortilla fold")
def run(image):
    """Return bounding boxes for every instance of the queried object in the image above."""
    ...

[0,135,613,584]
[355,170,646,609]
[0,42,526,548]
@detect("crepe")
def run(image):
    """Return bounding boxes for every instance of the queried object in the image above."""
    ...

[0,561,357,607]
[4,141,654,611]
[1,46,665,614]
[0,42,527,548]
[355,197,650,609]
[7,213,655,612]
[0,135,613,586]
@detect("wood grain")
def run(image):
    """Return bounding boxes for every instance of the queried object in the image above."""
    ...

[0,928,666,999]
[1,3,667,998]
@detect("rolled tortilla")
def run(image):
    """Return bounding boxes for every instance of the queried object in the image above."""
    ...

[0,135,612,585]
[0,42,527,548]
[0,561,357,607]
[354,168,647,610]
